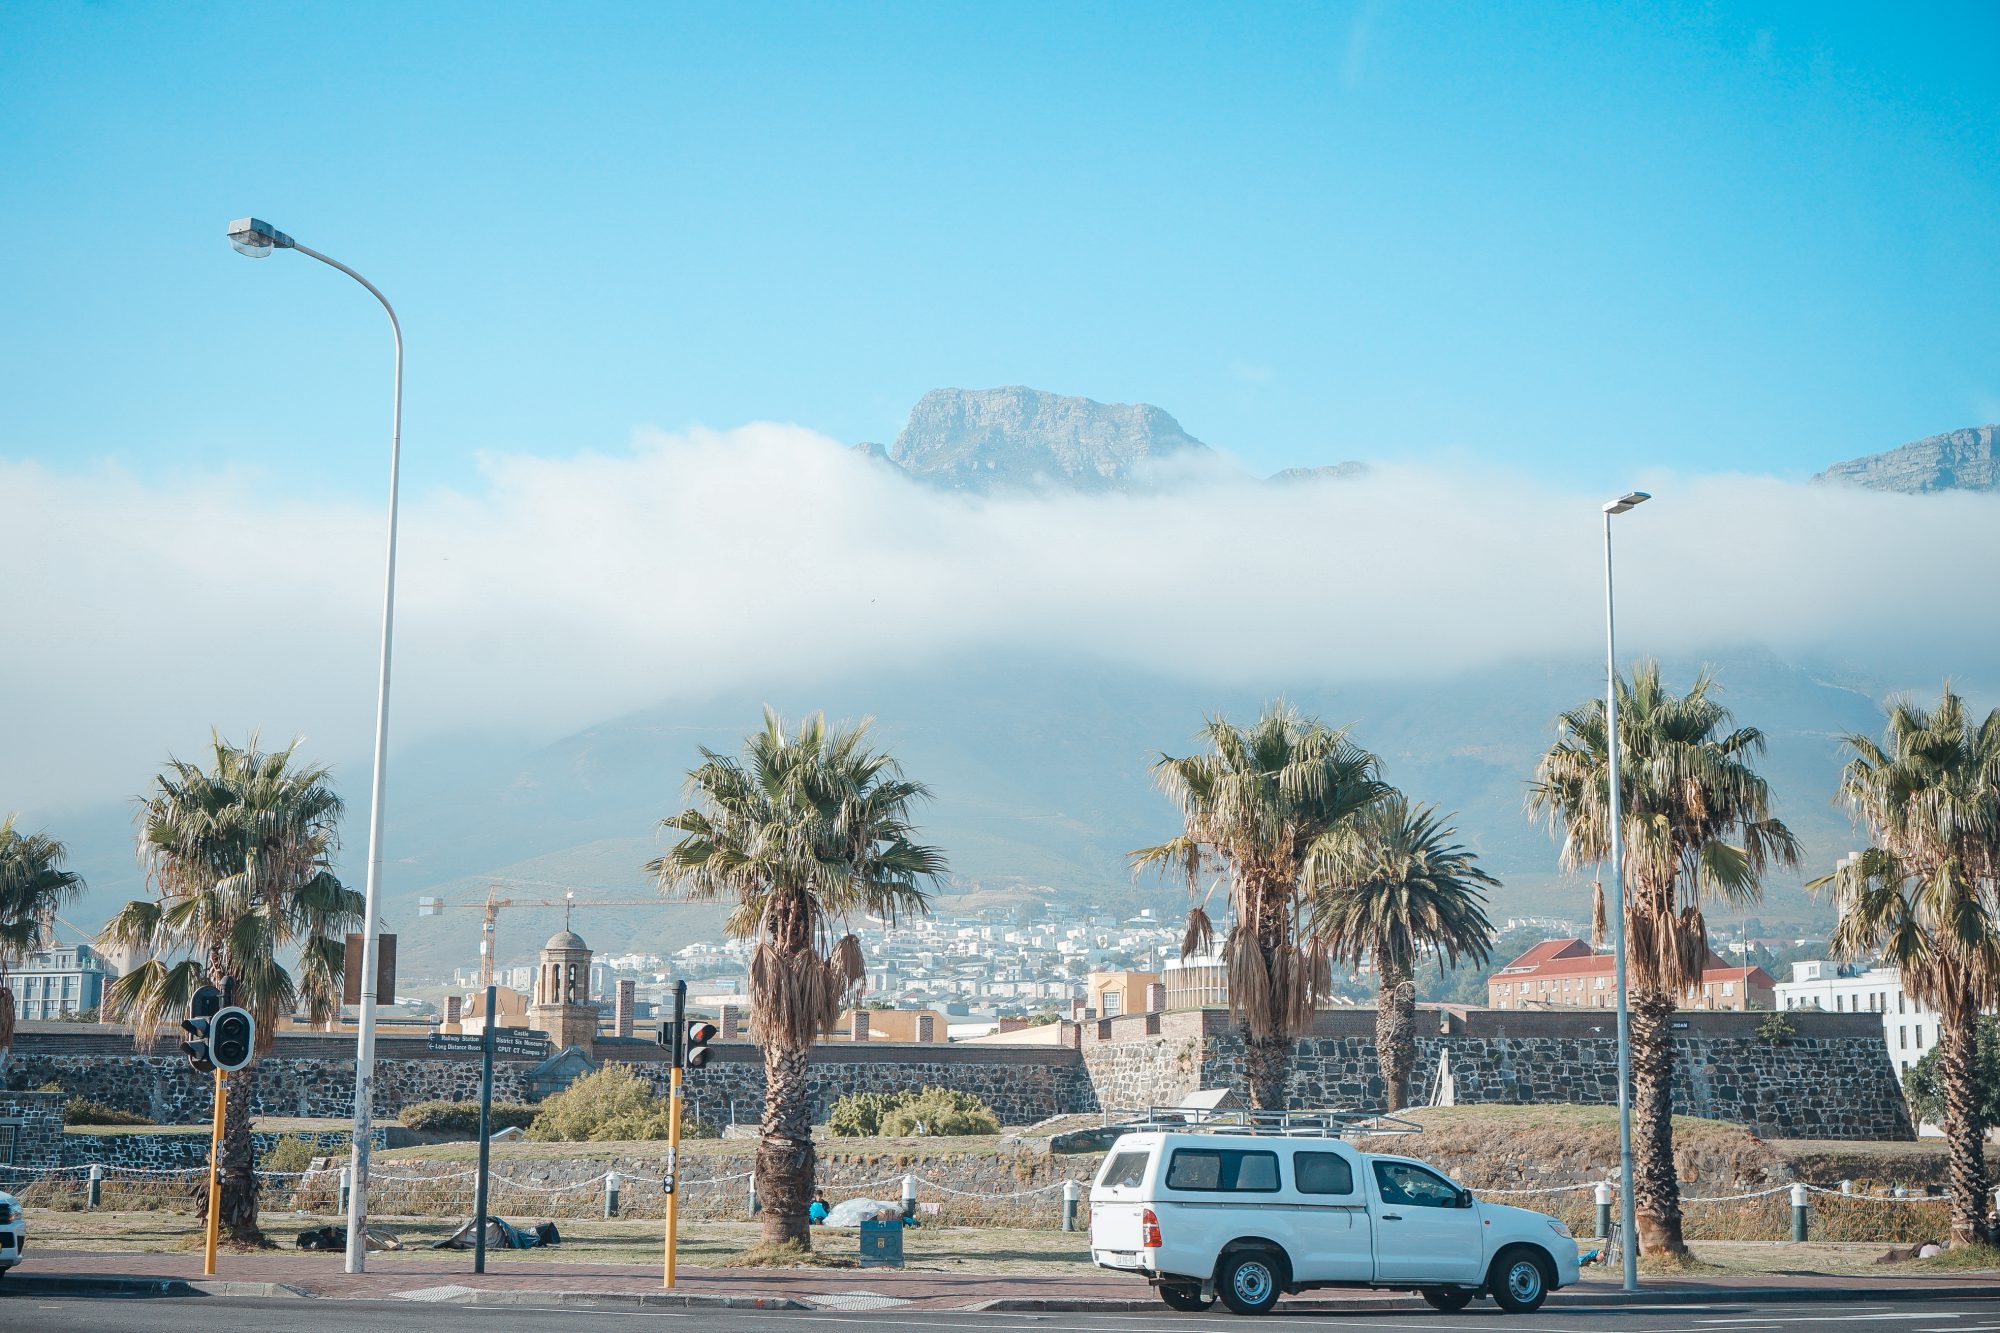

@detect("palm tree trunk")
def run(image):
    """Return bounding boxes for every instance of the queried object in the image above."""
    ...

[1629,986,1686,1255]
[192,1072,264,1246]
[1936,996,1991,1247]
[1243,1034,1292,1111]
[1376,961,1416,1112]
[757,1041,815,1248]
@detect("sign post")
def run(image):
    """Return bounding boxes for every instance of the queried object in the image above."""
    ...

[663,980,686,1289]
[474,984,496,1275]
[203,1069,227,1276]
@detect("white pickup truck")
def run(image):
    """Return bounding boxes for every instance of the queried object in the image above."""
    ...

[1089,1126,1580,1315]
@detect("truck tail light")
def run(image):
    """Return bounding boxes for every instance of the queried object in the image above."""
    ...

[1141,1207,1162,1248]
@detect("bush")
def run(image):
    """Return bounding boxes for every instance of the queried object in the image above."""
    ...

[399,1099,538,1135]
[527,1064,679,1141]
[1903,1017,2000,1126]
[64,1097,151,1126]
[828,1086,1000,1137]
[260,1133,325,1174]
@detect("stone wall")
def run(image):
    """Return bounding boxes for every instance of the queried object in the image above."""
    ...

[0,1090,65,1168]
[57,1126,385,1172]
[7,1007,1913,1141]
[1141,1007,1914,1141]
[593,1037,1098,1129]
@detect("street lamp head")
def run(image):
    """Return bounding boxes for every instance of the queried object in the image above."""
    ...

[226,217,293,258]
[1602,491,1651,516]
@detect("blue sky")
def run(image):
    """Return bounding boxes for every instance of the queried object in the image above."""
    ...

[4,2,1997,499]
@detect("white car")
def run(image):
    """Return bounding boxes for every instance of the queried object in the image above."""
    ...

[0,1189,22,1279]
[1089,1125,1580,1315]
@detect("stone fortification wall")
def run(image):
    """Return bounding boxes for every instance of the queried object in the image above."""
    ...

[597,1038,1098,1128]
[7,1007,1912,1141]
[56,1126,385,1172]
[1125,1007,1914,1141]
[0,1090,66,1167]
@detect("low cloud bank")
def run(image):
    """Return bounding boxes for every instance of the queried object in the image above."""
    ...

[6,425,1994,809]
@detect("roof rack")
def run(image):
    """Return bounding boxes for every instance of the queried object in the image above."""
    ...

[1106,1106,1424,1138]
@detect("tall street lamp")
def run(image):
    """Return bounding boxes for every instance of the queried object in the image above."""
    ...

[227,217,402,1275]
[1601,488,1648,1291]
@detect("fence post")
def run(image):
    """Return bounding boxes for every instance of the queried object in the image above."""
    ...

[1840,1179,1853,1196]
[1790,1183,1809,1242]
[605,1170,621,1218]
[749,1177,760,1217]
[88,1164,103,1210]
[1594,1181,1612,1240]
[338,1165,352,1216]
[901,1174,917,1221]
[1061,1180,1082,1232]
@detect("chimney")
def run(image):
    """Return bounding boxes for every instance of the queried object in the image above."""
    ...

[917,1012,936,1043]
[1146,983,1167,1014]
[444,995,463,1028]
[614,979,636,1038]
[998,1017,1029,1034]
[851,1009,870,1042]
[720,1004,742,1040]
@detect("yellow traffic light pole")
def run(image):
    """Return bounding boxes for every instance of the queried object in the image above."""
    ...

[203,1068,227,1275]
[662,1063,683,1288]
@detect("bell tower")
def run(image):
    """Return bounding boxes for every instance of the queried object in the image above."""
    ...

[528,927,598,1051]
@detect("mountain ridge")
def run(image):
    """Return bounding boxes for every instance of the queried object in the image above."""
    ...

[1813,424,2000,494]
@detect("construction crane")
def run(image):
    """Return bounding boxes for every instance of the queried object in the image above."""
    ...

[418,884,661,990]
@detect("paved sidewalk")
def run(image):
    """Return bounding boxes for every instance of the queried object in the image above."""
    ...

[12,1247,1999,1310]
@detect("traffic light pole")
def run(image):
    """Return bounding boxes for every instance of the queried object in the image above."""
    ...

[474,985,496,1275]
[204,1069,227,1276]
[664,979,685,1289]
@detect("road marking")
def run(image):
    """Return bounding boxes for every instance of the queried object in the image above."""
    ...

[1698,1318,1952,1326]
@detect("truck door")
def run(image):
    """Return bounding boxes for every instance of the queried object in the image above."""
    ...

[1286,1148,1372,1281]
[1088,1145,1154,1261]
[1367,1159,1483,1284]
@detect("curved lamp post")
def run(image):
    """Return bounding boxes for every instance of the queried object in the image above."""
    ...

[227,218,402,1274]
[1601,488,1649,1291]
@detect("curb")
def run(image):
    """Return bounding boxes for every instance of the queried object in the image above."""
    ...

[456,1290,807,1310]
[973,1284,2000,1314]
[1,1274,313,1299]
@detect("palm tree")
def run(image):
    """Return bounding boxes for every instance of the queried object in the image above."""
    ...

[1809,688,2000,1248]
[646,710,946,1249]
[0,815,88,1059]
[1528,662,1798,1256]
[99,732,360,1246]
[1131,703,1389,1111]
[1307,795,1497,1111]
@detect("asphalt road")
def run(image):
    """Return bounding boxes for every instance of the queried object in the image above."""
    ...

[14,1295,2000,1332]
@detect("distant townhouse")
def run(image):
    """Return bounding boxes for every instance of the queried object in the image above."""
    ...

[1486,938,1774,1012]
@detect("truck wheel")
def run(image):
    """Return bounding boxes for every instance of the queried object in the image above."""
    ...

[1488,1248,1552,1314]
[1160,1283,1213,1312]
[1217,1250,1282,1316]
[1421,1287,1474,1312]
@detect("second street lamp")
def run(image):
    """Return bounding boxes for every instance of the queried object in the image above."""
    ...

[1601,488,1648,1291]
[226,216,404,1275]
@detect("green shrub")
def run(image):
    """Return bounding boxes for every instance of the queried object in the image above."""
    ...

[527,1064,679,1141]
[64,1097,151,1126]
[260,1133,326,1174]
[828,1086,1000,1137]
[399,1099,538,1135]
[828,1090,899,1137]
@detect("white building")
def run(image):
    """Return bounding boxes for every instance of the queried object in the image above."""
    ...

[1774,960,1944,1078]
[11,942,118,1019]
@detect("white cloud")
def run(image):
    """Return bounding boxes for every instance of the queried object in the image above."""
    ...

[4,428,1996,812]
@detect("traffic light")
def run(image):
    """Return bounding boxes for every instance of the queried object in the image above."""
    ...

[210,1006,256,1073]
[181,984,223,1073]
[684,1020,718,1069]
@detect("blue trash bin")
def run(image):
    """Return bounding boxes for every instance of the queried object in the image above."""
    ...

[859,1218,905,1268]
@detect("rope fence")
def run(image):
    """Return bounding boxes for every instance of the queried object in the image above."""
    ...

[1,1157,1981,1241]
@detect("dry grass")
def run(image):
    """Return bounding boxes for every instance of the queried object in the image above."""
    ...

[730,1239,857,1268]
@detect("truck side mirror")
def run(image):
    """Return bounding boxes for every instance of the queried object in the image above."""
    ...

[1458,1188,1475,1208]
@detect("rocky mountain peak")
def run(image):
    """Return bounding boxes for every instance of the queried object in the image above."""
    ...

[887,386,1211,492]
[1814,425,2000,494]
